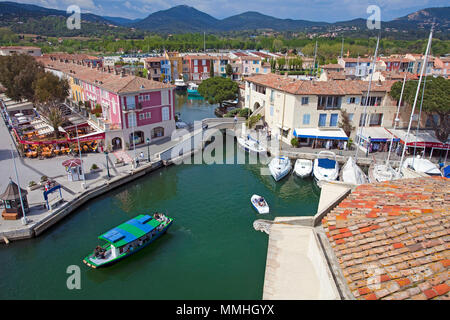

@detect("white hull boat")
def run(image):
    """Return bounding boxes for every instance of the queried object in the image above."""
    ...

[293,159,313,178]
[174,79,187,90]
[313,151,339,185]
[251,194,269,214]
[268,156,292,182]
[368,163,399,183]
[402,157,442,177]
[237,136,266,154]
[340,157,368,185]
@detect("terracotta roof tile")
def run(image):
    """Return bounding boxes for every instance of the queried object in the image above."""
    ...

[244,73,396,95]
[38,57,174,94]
[322,177,450,300]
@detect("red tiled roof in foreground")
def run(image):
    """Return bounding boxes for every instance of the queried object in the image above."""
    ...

[322,177,450,300]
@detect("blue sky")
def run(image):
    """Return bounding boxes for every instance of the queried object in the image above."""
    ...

[4,0,449,21]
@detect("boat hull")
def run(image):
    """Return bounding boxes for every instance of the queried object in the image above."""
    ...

[251,195,269,214]
[237,137,267,154]
[268,158,292,181]
[293,159,313,178]
[83,219,173,269]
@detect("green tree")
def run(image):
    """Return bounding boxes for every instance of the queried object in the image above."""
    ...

[198,77,238,108]
[339,110,355,137]
[210,63,214,78]
[0,54,43,101]
[225,64,233,78]
[389,76,449,143]
[33,72,70,138]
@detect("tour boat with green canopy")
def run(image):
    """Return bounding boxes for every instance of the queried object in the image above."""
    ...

[83,213,173,269]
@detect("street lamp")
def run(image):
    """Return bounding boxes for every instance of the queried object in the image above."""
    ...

[104,151,110,179]
[146,137,150,162]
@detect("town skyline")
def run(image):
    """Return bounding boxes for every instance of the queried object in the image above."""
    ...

[2,0,449,22]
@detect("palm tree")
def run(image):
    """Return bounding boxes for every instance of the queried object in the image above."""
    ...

[40,105,66,139]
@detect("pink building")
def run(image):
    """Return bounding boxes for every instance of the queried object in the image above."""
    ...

[39,56,176,151]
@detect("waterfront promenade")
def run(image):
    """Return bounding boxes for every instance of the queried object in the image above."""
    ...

[0,117,245,241]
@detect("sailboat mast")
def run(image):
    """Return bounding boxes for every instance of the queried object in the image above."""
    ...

[386,73,407,165]
[312,41,318,76]
[354,34,380,160]
[398,27,433,173]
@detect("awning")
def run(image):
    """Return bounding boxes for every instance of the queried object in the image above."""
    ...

[293,128,348,140]
[386,129,450,149]
[357,127,400,142]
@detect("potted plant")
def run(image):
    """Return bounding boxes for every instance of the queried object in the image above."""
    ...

[90,163,101,173]
[40,175,48,184]
[27,180,40,191]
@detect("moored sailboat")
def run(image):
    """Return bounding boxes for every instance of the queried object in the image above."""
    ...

[340,156,368,185]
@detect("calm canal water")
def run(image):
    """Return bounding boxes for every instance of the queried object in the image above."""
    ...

[0,94,320,300]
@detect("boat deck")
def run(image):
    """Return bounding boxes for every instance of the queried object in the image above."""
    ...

[88,250,116,266]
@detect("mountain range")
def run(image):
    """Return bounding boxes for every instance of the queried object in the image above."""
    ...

[0,2,448,36]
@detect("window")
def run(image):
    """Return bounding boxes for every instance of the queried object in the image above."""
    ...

[194,60,198,66]
[303,114,310,125]
[426,114,439,127]
[369,113,383,126]
[162,107,170,121]
[359,114,367,126]
[152,127,164,138]
[204,67,208,73]
[202,59,206,65]
[145,112,151,119]
[139,113,145,120]
[126,96,135,109]
[145,94,150,101]
[270,90,274,102]
[255,68,259,73]
[194,66,198,73]
[348,97,356,104]
[319,114,327,127]
[128,112,137,128]
[361,96,382,106]
[330,114,338,127]
[270,106,274,116]
[318,96,341,109]
[348,113,354,122]
[138,95,143,102]
[301,97,309,105]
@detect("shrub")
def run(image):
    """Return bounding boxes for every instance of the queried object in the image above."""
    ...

[91,164,99,170]
[291,138,300,148]
[246,114,261,128]
[28,180,37,187]
[40,175,48,182]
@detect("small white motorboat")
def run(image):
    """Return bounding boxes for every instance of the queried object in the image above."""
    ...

[174,78,187,90]
[340,156,368,185]
[187,82,200,95]
[313,151,339,185]
[251,194,269,214]
[368,163,399,183]
[293,159,313,178]
[268,156,292,182]
[402,156,442,177]
[237,135,266,154]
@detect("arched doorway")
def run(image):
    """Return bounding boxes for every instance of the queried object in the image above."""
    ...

[152,127,164,139]
[112,137,122,150]
[130,131,144,145]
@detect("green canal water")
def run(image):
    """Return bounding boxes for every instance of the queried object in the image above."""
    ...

[0,94,321,300]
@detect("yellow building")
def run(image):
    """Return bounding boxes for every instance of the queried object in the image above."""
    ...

[70,76,85,104]
[164,51,183,81]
